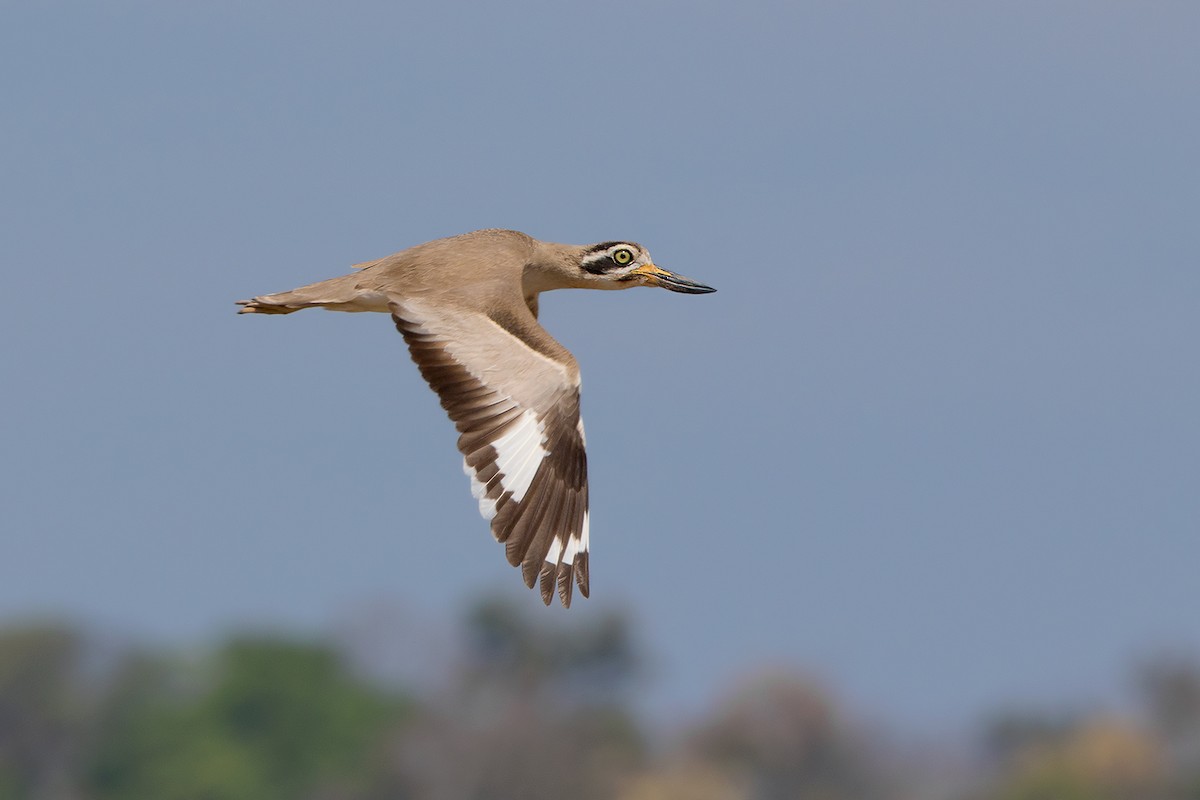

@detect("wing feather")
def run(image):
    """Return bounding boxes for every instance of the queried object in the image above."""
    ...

[390,298,590,606]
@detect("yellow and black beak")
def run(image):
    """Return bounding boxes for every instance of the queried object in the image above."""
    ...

[627,263,716,294]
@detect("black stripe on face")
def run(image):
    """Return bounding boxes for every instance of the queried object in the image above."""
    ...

[586,241,630,253]
[581,253,617,275]
[581,241,641,275]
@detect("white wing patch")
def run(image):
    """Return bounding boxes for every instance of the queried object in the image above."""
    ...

[490,409,547,504]
[464,460,497,521]
[545,536,563,566]
[391,298,589,606]
[562,534,581,564]
[545,515,589,566]
[463,410,547,521]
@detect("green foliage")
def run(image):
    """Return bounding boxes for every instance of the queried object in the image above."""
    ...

[400,596,646,800]
[464,596,638,699]
[86,638,408,800]
[0,606,1197,800]
[0,625,87,799]
[994,771,1100,800]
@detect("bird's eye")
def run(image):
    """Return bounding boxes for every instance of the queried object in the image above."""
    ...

[612,248,634,266]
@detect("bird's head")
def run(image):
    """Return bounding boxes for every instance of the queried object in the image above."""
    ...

[574,241,717,294]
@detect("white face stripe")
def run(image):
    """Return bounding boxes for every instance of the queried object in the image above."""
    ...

[487,409,547,505]
[580,243,652,278]
[579,243,640,264]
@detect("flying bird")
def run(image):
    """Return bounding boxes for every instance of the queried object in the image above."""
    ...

[237,229,715,607]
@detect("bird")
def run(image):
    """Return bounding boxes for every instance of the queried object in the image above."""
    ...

[237,229,715,607]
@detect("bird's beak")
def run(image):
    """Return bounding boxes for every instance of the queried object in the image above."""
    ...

[628,263,717,294]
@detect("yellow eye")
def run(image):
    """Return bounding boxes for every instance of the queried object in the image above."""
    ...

[613,248,634,266]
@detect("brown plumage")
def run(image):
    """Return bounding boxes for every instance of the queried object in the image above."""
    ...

[237,229,715,607]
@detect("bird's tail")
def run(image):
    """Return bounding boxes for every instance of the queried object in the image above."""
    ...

[236,273,371,314]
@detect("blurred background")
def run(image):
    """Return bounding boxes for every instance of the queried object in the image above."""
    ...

[2,1,1198,798]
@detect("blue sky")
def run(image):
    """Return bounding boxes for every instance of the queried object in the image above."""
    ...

[2,1,1197,732]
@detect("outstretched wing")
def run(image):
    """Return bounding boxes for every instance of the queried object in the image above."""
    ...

[389,297,589,606]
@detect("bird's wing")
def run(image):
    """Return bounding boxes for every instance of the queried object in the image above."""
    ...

[389,297,589,606]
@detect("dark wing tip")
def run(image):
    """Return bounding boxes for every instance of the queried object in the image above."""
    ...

[522,557,540,589]
[575,553,590,598]
[556,563,575,608]
[538,562,556,605]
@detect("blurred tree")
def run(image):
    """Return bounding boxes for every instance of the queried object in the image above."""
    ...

[984,711,1081,766]
[688,671,881,800]
[377,596,645,800]
[1135,654,1200,798]
[0,625,89,800]
[619,761,747,800]
[988,718,1168,800]
[1137,655,1200,744]
[463,596,638,700]
[9,610,1195,800]
[86,636,409,800]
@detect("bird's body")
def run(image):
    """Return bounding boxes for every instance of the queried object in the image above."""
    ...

[238,229,714,607]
